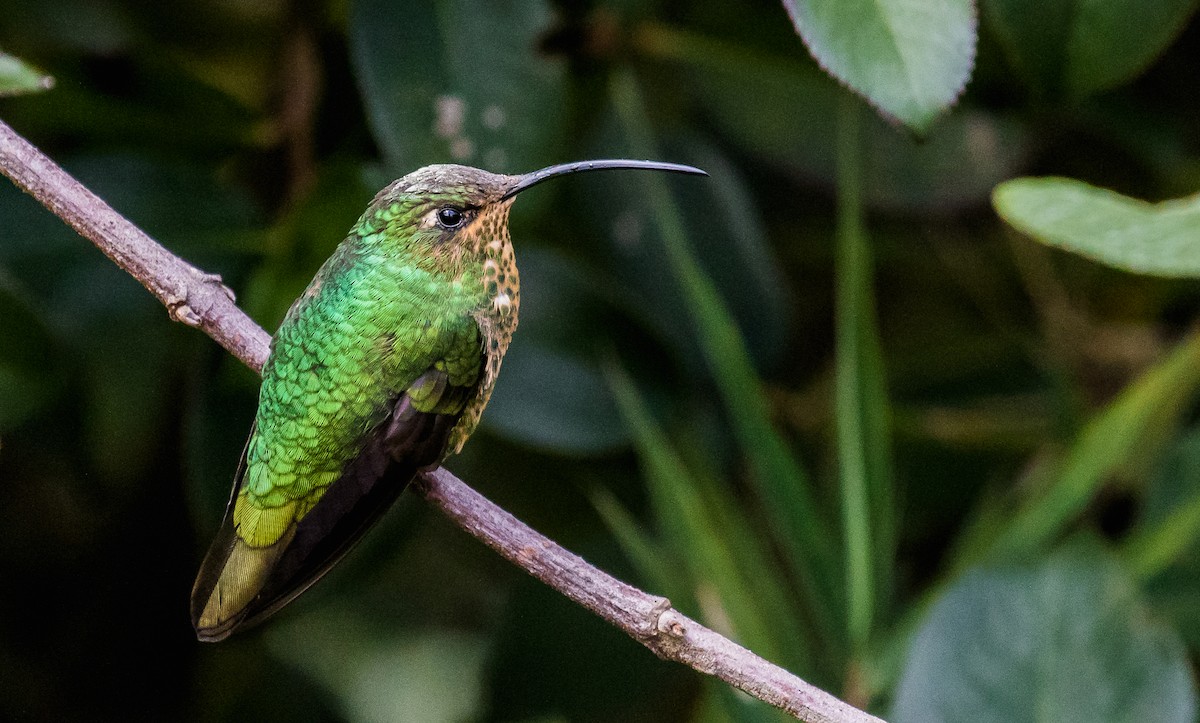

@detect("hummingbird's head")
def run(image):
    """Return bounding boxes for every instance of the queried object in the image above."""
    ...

[362,159,707,287]
[372,163,514,242]
[371,160,707,260]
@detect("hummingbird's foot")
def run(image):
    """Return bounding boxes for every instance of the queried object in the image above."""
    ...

[168,300,203,326]
[167,270,237,327]
[194,270,237,302]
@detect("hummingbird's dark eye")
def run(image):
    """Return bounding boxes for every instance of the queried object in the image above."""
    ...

[436,206,465,229]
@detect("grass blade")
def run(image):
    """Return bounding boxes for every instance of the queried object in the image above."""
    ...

[834,96,895,650]
[589,485,690,602]
[604,362,792,667]
[983,330,1200,562]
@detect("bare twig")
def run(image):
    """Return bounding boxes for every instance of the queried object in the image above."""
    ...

[0,117,884,723]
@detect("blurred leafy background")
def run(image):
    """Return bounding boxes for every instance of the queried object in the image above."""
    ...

[2,0,1200,721]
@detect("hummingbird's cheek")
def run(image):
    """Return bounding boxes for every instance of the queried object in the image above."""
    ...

[418,210,440,230]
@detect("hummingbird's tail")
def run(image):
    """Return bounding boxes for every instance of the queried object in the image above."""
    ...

[191,523,292,641]
[190,382,461,641]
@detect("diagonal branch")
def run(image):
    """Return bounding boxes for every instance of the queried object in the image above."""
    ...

[0,117,884,723]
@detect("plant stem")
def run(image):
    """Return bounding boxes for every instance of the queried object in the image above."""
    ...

[834,95,894,653]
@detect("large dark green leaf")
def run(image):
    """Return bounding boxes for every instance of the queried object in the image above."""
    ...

[575,127,795,372]
[350,0,566,175]
[995,178,1200,277]
[484,344,627,454]
[983,0,1199,98]
[781,0,977,132]
[893,545,1196,723]
[0,153,259,482]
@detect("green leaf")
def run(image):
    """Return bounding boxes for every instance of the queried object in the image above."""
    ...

[0,51,53,97]
[994,177,1200,277]
[983,0,1199,98]
[780,0,977,132]
[350,0,566,174]
[893,545,1196,723]
[979,0,1070,95]
[590,485,797,713]
[671,141,796,368]
[606,364,811,674]
[982,331,1200,562]
[484,344,627,454]
[1128,427,1200,649]
[589,486,689,602]
[1125,428,1200,579]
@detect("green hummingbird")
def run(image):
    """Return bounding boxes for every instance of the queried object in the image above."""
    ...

[191,159,706,641]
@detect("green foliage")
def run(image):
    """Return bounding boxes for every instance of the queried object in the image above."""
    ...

[487,341,627,453]
[269,611,492,723]
[983,0,1200,98]
[834,99,894,651]
[781,0,977,131]
[642,27,1027,212]
[995,178,1200,277]
[1127,428,1200,581]
[0,51,52,97]
[351,0,566,174]
[967,330,1200,565]
[2,0,1200,721]
[893,544,1196,723]
[610,68,839,628]
[0,275,62,429]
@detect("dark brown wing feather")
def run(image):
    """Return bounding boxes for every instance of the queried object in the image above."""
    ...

[190,369,468,641]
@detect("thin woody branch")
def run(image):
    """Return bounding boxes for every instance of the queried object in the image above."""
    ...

[0,117,884,723]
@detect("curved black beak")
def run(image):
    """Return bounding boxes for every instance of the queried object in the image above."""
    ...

[501,159,707,200]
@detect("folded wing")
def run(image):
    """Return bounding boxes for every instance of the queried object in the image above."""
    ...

[190,363,477,641]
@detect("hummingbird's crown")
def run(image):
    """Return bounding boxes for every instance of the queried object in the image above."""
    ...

[379,164,516,204]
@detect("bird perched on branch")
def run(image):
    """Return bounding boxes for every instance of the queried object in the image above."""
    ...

[191,159,706,641]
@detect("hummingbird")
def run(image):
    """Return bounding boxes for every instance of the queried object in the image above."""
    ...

[191,159,706,641]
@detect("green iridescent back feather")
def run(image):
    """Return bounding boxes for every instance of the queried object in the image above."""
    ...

[236,192,495,547]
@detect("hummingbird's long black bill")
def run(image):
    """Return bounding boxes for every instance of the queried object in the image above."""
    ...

[501,159,707,200]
